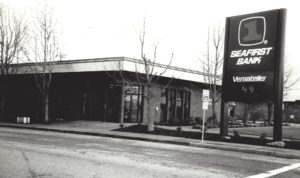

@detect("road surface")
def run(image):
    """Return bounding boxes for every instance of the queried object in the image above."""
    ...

[0,127,299,178]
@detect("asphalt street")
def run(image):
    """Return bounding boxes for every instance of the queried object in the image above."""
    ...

[0,127,300,178]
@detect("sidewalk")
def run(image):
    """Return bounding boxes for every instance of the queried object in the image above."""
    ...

[1,120,300,160]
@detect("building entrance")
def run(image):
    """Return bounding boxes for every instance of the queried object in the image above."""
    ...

[124,86,143,123]
[105,84,122,122]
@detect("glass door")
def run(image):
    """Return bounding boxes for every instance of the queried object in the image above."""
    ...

[123,86,143,123]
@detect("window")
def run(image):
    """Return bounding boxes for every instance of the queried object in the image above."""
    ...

[124,85,143,123]
[160,88,191,125]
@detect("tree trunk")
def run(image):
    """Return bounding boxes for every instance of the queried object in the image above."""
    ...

[147,98,153,132]
[246,104,252,123]
[147,86,154,132]
[267,102,273,125]
[119,83,125,127]
[211,101,217,125]
[243,103,247,125]
[0,93,5,121]
[44,92,49,123]
[0,79,6,121]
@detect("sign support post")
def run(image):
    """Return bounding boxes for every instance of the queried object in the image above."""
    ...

[202,109,206,142]
[220,17,230,137]
[202,89,210,142]
[220,100,227,137]
[273,9,286,141]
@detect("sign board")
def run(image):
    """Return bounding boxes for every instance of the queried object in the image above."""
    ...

[202,90,211,142]
[223,71,274,102]
[202,90,210,102]
[202,90,210,110]
[202,101,209,110]
[222,9,285,102]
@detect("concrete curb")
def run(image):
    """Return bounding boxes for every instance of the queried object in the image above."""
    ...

[1,124,299,160]
[189,142,300,159]
[0,124,190,146]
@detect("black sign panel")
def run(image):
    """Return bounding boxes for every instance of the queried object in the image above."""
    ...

[222,9,285,102]
[226,10,279,72]
[223,71,274,102]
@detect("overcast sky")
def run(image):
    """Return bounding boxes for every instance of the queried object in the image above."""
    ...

[6,0,300,101]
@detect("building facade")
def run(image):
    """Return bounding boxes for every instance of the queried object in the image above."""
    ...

[1,57,221,125]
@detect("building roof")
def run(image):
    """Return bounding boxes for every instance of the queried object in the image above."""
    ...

[14,57,220,84]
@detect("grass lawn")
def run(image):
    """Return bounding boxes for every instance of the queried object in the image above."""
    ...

[229,125,300,140]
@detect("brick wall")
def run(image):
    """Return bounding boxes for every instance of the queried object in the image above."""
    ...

[141,84,222,125]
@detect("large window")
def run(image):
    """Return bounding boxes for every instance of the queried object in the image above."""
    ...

[160,88,191,125]
[124,86,143,123]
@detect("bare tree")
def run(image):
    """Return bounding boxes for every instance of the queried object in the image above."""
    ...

[283,64,300,98]
[106,55,175,130]
[199,25,224,125]
[106,18,174,131]
[25,3,62,123]
[104,19,174,131]
[107,20,174,131]
[138,19,174,132]
[105,60,137,127]
[0,3,27,120]
[266,64,300,124]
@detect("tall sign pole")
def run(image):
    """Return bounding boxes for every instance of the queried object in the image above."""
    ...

[273,10,286,141]
[202,108,206,142]
[202,89,210,142]
[221,9,286,141]
[220,17,230,137]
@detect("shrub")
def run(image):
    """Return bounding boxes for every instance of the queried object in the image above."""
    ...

[206,116,219,128]
[187,117,195,125]
[233,130,240,138]
[177,126,182,132]
[260,133,267,140]
[195,117,202,125]
[251,110,266,123]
